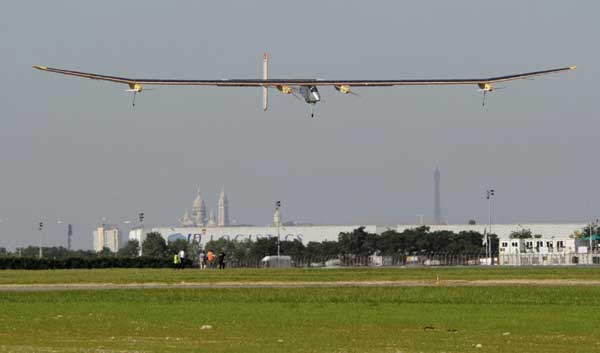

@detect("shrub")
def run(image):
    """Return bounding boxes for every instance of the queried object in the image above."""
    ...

[0,256,172,270]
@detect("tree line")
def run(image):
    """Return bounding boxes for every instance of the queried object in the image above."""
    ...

[196,226,497,264]
[0,227,497,269]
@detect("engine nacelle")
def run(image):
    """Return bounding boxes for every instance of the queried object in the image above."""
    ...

[335,85,352,94]
[478,83,492,92]
[277,85,293,94]
[128,83,143,92]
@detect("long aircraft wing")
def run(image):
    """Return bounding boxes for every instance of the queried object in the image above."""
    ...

[32,65,575,87]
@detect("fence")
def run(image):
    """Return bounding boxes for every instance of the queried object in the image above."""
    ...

[499,252,600,266]
[2,252,599,270]
[222,253,488,269]
[224,252,600,268]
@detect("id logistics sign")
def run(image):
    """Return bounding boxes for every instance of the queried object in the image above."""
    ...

[130,225,379,247]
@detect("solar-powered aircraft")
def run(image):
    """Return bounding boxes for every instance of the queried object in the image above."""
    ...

[33,53,575,118]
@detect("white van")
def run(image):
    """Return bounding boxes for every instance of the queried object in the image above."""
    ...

[260,255,292,268]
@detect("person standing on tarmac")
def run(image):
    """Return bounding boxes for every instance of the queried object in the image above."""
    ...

[178,249,186,269]
[207,249,215,269]
[218,250,226,269]
[173,253,180,270]
[198,250,206,270]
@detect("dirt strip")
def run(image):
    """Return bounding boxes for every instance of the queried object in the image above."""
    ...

[2,279,600,291]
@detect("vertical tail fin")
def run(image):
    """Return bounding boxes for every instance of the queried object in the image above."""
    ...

[262,52,268,111]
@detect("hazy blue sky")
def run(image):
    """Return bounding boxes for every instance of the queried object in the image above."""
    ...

[1,1,598,249]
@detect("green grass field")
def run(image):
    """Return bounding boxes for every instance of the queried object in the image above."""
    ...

[1,286,600,353]
[2,267,600,353]
[1,266,600,284]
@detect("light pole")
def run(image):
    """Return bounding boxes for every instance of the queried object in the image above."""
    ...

[275,201,281,257]
[486,189,495,264]
[38,220,44,259]
[590,218,598,253]
[56,220,72,250]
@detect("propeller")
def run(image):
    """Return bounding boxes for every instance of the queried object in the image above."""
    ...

[124,88,155,107]
[478,86,507,107]
[131,91,137,107]
[289,88,304,102]
[335,85,361,98]
[271,85,304,102]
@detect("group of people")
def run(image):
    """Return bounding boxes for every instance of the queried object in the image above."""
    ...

[173,249,186,269]
[173,249,226,270]
[198,250,226,269]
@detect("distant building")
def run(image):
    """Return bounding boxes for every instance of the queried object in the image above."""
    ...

[495,225,596,266]
[395,223,593,266]
[396,223,583,241]
[207,210,217,226]
[178,188,230,227]
[192,189,207,226]
[93,224,121,253]
[217,188,230,226]
[131,225,383,246]
[179,209,194,227]
[128,220,589,264]
[128,227,145,256]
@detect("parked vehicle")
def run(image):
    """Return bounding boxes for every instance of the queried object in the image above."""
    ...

[260,255,292,268]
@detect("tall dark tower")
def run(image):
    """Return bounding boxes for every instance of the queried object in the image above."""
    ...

[433,166,442,225]
[67,224,73,250]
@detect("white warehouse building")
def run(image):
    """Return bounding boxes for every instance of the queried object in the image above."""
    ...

[396,223,584,240]
[130,224,383,251]
[128,188,592,264]
[129,222,587,257]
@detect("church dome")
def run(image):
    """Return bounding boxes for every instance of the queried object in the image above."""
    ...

[192,190,205,209]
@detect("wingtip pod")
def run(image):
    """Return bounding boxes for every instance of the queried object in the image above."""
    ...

[33,65,48,71]
[569,65,577,70]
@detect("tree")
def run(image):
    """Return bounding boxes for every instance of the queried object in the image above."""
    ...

[204,238,256,266]
[43,246,72,258]
[248,237,278,259]
[97,247,114,257]
[142,232,168,257]
[72,249,98,258]
[454,231,486,254]
[187,240,203,262]
[118,240,140,257]
[578,225,599,239]
[400,226,430,254]
[377,230,404,256]
[204,238,237,257]
[304,241,340,259]
[280,239,306,260]
[168,239,189,255]
[19,246,42,257]
[510,229,533,239]
[570,229,583,239]
[468,219,476,225]
[488,233,500,255]
[338,227,378,256]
